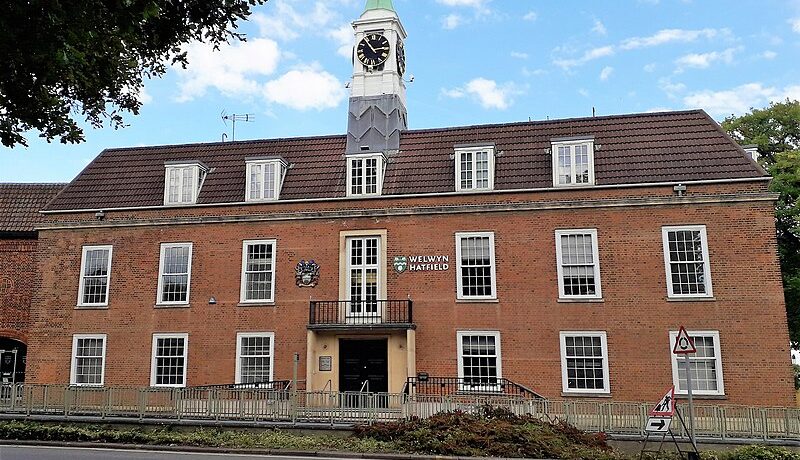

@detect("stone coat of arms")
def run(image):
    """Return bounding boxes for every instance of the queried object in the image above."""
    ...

[295,260,320,287]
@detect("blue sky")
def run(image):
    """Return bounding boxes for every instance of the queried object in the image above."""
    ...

[3,0,800,182]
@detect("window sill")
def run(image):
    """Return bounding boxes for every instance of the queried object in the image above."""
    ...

[238,302,276,307]
[75,305,109,310]
[154,304,191,309]
[456,299,499,304]
[666,296,716,302]
[676,394,726,400]
[557,298,604,304]
[561,392,612,398]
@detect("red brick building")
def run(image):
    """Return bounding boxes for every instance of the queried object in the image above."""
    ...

[0,183,64,383]
[23,1,795,406]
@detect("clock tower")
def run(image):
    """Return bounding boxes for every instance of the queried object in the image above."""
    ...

[346,0,408,156]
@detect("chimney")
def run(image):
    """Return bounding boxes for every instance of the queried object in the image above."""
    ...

[742,144,760,162]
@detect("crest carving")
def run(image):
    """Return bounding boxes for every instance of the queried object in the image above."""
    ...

[295,260,320,288]
[0,277,12,296]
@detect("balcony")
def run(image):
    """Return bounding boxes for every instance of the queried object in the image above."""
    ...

[308,300,414,330]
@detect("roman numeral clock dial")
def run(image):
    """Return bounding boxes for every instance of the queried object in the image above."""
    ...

[357,33,390,69]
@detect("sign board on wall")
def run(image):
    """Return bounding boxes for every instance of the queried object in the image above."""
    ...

[319,356,332,372]
[393,256,450,273]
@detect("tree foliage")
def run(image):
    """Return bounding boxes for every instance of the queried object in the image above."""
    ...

[723,100,800,345]
[0,0,265,148]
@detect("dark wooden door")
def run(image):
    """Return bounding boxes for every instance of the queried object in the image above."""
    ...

[339,339,388,393]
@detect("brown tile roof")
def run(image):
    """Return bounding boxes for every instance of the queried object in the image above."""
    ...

[43,110,765,212]
[0,183,66,232]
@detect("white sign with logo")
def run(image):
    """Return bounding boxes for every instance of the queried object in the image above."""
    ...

[394,255,450,273]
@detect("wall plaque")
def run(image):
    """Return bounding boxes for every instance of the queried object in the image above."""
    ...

[319,355,332,372]
[295,260,320,287]
[394,255,450,273]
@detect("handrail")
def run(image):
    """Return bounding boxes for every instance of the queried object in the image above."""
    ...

[322,379,332,392]
[360,380,369,393]
[309,300,413,326]
[406,376,545,399]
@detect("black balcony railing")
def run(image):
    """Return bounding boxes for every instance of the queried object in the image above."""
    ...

[405,376,544,399]
[309,300,413,326]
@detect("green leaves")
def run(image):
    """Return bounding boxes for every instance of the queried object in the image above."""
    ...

[0,0,266,147]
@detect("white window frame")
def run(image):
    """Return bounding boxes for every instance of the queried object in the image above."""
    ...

[239,240,278,304]
[156,243,193,306]
[454,146,495,192]
[150,333,189,388]
[163,163,206,206]
[455,232,497,301]
[662,225,713,298]
[76,245,114,307]
[245,159,287,202]
[346,154,385,197]
[559,331,610,395]
[555,229,602,300]
[669,330,724,396]
[70,334,107,386]
[235,332,275,385]
[456,330,502,391]
[551,139,596,187]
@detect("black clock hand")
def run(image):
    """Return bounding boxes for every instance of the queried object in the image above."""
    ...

[366,41,377,53]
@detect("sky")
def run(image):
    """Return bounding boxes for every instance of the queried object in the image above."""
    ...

[2,0,800,182]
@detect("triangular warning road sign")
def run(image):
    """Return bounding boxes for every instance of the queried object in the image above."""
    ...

[649,386,676,416]
[673,326,697,355]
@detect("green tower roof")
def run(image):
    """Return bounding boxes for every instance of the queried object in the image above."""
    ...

[364,0,395,12]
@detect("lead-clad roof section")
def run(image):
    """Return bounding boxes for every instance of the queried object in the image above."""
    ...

[43,110,765,212]
[0,183,66,232]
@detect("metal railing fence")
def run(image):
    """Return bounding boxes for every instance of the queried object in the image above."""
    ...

[1,384,800,440]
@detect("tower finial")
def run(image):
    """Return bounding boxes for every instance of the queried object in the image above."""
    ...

[364,0,395,12]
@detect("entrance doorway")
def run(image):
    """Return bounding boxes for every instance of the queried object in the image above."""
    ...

[0,338,25,384]
[339,339,388,393]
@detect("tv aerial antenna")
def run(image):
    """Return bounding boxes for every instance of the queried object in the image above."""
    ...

[221,111,255,142]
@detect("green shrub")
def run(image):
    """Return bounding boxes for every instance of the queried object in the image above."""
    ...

[708,445,800,460]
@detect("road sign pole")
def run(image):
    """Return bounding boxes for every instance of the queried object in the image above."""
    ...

[684,353,697,451]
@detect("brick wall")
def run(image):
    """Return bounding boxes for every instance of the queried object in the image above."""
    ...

[0,238,35,342]
[27,182,794,406]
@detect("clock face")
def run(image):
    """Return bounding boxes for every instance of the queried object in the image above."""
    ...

[396,39,406,76]
[357,33,391,68]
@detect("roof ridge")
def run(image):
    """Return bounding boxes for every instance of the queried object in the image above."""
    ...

[102,133,347,153]
[0,183,68,187]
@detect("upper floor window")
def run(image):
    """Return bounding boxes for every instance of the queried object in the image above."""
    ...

[77,245,113,307]
[552,138,595,187]
[157,243,193,306]
[246,159,287,202]
[347,154,384,197]
[555,230,602,300]
[662,225,713,298]
[455,232,497,300]
[455,146,495,191]
[240,240,277,304]
[164,163,207,206]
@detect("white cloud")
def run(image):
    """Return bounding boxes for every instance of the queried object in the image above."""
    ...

[761,50,777,60]
[554,46,615,70]
[437,0,488,8]
[578,88,590,97]
[592,19,607,36]
[263,67,346,111]
[442,14,464,29]
[511,51,529,59]
[522,67,546,77]
[790,17,800,33]
[599,66,614,81]
[251,1,335,42]
[328,25,354,58]
[523,11,538,21]
[683,83,800,117]
[139,86,153,105]
[175,38,281,102]
[643,63,657,72]
[620,28,725,50]
[674,47,738,70]
[442,78,521,110]
[658,78,687,98]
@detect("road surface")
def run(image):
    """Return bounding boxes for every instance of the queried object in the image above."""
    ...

[0,445,365,460]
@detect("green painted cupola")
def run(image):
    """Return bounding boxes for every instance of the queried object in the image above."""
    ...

[364,0,395,12]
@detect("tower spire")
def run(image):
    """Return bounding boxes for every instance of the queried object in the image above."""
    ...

[364,0,395,12]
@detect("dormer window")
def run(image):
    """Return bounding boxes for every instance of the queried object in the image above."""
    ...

[552,138,595,187]
[347,154,384,197]
[455,145,495,192]
[164,162,207,206]
[246,158,287,202]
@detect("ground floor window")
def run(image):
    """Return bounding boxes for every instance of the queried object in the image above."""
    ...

[235,332,274,384]
[70,334,106,386]
[150,333,188,387]
[670,330,724,395]
[457,331,501,390]
[559,332,610,394]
